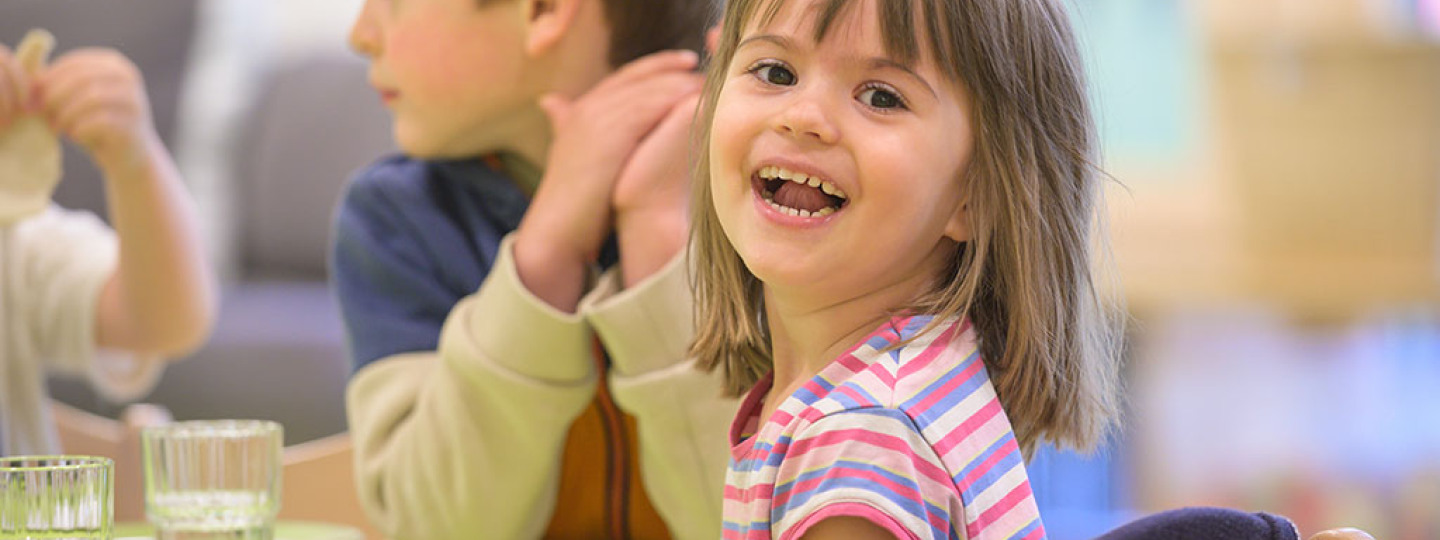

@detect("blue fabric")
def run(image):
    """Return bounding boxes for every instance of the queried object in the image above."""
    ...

[1094,507,1299,540]
[330,156,530,371]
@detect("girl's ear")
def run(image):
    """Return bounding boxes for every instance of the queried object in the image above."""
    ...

[944,197,970,243]
[525,0,583,57]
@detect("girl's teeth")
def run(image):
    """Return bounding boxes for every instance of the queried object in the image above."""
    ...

[760,166,847,199]
[763,196,835,218]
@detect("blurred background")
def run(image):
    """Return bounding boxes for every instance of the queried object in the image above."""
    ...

[2,0,1437,538]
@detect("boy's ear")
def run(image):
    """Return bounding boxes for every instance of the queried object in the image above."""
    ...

[524,0,584,58]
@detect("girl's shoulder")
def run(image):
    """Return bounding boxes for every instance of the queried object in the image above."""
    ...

[801,315,985,415]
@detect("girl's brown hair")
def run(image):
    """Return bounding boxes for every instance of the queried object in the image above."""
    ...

[689,0,1122,455]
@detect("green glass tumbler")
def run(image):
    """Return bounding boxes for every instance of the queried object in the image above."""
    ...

[0,455,114,539]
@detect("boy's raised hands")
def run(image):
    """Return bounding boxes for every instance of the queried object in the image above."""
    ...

[613,92,700,288]
[515,49,703,312]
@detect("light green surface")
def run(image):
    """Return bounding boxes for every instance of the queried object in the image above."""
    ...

[114,521,362,540]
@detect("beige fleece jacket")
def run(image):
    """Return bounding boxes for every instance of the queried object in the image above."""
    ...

[346,234,737,539]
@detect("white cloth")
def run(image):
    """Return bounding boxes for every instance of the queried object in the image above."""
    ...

[0,206,164,456]
[0,29,61,226]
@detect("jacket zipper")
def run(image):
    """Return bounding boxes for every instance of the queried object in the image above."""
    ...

[592,338,631,539]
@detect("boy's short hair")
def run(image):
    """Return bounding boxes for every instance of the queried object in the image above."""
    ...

[602,0,716,66]
[481,0,716,67]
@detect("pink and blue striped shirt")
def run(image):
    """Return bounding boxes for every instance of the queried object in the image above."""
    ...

[722,316,1045,540]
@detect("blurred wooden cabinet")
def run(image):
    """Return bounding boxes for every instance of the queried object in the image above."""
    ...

[1203,0,1440,320]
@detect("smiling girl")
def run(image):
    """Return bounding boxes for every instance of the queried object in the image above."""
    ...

[689,0,1121,538]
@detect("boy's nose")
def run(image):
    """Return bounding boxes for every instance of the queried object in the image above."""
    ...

[348,1,382,57]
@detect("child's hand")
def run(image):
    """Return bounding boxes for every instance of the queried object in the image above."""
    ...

[613,93,699,217]
[612,93,700,287]
[36,48,158,173]
[513,50,701,311]
[522,50,702,262]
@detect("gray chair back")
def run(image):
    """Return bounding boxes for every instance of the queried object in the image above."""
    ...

[235,54,394,281]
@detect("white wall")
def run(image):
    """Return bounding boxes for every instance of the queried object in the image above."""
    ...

[179,0,365,280]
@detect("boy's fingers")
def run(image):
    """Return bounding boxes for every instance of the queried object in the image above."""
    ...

[599,49,699,92]
[38,66,91,121]
[39,52,99,91]
[607,72,703,128]
[640,93,701,153]
[660,93,701,134]
[608,70,702,107]
[52,86,115,137]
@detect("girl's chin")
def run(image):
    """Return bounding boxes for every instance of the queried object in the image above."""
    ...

[743,257,826,291]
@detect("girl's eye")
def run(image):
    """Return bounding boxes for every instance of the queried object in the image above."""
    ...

[750,62,797,86]
[858,86,907,110]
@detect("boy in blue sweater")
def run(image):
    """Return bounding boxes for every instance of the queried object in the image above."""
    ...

[330,0,733,537]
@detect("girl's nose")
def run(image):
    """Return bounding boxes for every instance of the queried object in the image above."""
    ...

[775,90,840,145]
[348,0,382,57]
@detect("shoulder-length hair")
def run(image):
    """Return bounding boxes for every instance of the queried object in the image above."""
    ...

[689,0,1122,455]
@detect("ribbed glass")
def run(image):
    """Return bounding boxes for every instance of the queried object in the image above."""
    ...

[142,421,281,540]
[0,455,114,539]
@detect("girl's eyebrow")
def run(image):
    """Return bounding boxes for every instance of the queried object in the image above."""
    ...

[737,34,795,51]
[869,58,937,99]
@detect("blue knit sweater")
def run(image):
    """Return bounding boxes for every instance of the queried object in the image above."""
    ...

[330,156,530,371]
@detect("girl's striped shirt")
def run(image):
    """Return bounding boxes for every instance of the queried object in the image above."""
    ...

[722,316,1045,540]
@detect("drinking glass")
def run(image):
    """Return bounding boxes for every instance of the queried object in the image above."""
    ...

[141,421,281,540]
[0,455,114,539]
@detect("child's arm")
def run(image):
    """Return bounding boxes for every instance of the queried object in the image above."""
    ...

[799,517,903,539]
[37,49,216,358]
[573,41,733,537]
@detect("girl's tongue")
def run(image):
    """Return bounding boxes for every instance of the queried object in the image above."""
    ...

[773,181,833,213]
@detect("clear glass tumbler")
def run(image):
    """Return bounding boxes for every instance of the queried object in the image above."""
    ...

[0,455,114,539]
[141,421,282,540]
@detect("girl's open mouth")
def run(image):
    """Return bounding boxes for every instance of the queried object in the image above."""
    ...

[750,165,848,218]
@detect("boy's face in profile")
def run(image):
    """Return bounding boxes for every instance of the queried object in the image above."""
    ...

[349,0,535,158]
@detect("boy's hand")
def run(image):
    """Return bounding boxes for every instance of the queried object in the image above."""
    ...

[612,93,700,287]
[37,48,158,174]
[514,50,702,311]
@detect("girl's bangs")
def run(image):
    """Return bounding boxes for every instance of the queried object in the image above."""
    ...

[737,0,960,78]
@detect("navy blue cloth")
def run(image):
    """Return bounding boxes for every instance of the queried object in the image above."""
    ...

[330,156,529,370]
[330,155,619,371]
[1095,507,1299,540]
